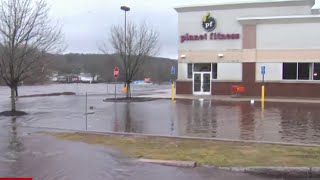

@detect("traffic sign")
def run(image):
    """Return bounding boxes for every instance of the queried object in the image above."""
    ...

[261,66,266,75]
[171,65,176,75]
[114,66,119,79]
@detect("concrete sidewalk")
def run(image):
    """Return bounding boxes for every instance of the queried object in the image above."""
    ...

[138,93,320,104]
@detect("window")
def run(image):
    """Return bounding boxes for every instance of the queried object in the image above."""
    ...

[194,63,211,72]
[313,63,320,80]
[283,63,317,80]
[212,63,217,79]
[188,63,218,79]
[298,63,311,80]
[187,63,192,79]
[283,63,297,80]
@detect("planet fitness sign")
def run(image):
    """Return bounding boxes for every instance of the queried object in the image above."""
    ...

[180,12,240,43]
[202,12,216,32]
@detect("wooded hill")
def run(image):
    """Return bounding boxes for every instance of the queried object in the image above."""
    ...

[49,53,178,83]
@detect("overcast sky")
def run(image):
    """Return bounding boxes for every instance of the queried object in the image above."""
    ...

[46,0,320,59]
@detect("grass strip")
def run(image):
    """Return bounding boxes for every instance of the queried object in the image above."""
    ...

[51,132,320,167]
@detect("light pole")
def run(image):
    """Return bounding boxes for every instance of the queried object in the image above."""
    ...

[120,5,130,97]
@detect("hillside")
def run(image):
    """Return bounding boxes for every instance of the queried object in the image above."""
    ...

[49,53,178,83]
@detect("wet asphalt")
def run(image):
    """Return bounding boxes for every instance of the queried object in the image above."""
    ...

[0,131,281,180]
[0,84,319,179]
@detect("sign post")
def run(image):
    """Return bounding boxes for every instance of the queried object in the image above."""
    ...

[261,66,266,84]
[114,67,119,99]
[261,66,266,111]
[85,92,87,130]
[171,66,176,101]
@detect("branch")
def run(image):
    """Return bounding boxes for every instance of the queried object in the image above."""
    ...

[0,0,64,86]
[106,21,160,83]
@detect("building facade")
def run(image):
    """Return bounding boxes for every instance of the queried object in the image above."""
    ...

[175,0,320,97]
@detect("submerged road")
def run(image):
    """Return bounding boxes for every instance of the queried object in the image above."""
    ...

[0,131,281,180]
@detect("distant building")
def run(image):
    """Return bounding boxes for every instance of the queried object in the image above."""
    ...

[57,76,67,83]
[50,72,59,82]
[79,73,93,83]
[175,0,320,97]
[50,72,98,83]
[144,78,152,83]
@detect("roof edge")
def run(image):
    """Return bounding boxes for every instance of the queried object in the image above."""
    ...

[238,15,320,24]
[174,0,314,12]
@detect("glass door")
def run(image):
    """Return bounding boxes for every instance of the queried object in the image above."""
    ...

[193,72,211,95]
[202,73,211,94]
[193,73,202,95]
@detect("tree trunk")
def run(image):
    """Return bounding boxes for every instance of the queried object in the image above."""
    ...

[15,86,18,101]
[126,82,131,98]
[15,86,18,97]
[11,87,16,112]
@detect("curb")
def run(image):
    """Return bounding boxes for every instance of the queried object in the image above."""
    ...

[136,159,320,178]
[137,95,320,104]
[215,166,320,178]
[29,127,320,147]
[30,127,320,147]
[138,159,197,168]
[75,131,320,147]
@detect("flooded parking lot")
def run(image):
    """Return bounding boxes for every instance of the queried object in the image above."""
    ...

[0,83,318,179]
[1,84,320,144]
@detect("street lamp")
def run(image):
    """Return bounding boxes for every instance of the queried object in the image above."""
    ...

[120,5,130,61]
[120,5,130,95]
[121,5,130,12]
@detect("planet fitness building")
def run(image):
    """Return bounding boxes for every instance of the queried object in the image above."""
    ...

[174,0,320,97]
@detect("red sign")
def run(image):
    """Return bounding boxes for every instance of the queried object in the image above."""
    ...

[0,179,32,180]
[180,32,240,43]
[113,66,119,79]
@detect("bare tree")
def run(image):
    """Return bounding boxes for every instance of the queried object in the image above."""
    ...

[101,22,160,98]
[0,0,64,113]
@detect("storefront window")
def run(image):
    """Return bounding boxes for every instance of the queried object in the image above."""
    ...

[283,63,297,80]
[283,63,314,80]
[194,63,211,72]
[313,63,320,80]
[298,63,311,80]
[212,63,217,79]
[187,63,192,79]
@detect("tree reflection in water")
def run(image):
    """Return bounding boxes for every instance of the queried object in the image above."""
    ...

[6,117,24,161]
[113,102,142,133]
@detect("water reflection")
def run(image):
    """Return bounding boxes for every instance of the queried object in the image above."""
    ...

[112,102,143,134]
[176,100,217,137]
[239,104,255,140]
[124,103,132,132]
[9,117,23,152]
[174,100,320,144]
[3,83,320,144]
[279,103,320,143]
[5,117,24,162]
[170,102,176,136]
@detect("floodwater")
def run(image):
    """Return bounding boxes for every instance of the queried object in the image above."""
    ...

[1,83,320,144]
[0,83,316,179]
[0,127,276,180]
